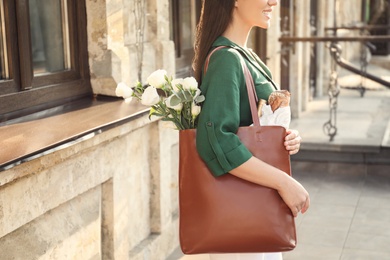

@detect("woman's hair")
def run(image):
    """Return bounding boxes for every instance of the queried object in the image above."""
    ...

[192,0,235,83]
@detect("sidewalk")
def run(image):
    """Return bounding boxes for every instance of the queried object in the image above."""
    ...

[294,60,390,151]
[168,61,390,260]
[291,88,390,157]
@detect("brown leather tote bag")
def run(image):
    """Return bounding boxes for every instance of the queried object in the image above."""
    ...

[179,47,296,254]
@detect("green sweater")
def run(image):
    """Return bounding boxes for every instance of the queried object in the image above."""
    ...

[196,36,277,176]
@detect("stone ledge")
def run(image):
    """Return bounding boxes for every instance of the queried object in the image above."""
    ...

[292,148,390,165]
[0,97,150,172]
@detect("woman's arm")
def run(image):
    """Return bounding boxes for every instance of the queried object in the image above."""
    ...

[230,156,310,217]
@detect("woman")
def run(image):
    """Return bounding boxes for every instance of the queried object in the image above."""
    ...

[193,0,310,259]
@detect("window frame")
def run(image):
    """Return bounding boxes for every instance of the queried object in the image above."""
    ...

[0,0,91,122]
[0,0,20,94]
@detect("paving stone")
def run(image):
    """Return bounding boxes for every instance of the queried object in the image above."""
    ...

[283,244,342,260]
[341,248,390,260]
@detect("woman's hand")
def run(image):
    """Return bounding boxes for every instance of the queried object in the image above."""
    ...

[230,157,310,217]
[285,129,302,155]
[278,177,310,217]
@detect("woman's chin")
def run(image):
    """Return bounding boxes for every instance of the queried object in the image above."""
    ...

[257,20,271,29]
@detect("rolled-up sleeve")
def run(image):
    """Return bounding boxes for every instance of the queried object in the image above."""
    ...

[196,49,252,176]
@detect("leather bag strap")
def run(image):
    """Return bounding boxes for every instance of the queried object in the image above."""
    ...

[204,46,261,127]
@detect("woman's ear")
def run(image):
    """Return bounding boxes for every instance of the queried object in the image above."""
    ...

[235,0,239,7]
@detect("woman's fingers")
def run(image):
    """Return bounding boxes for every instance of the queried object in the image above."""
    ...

[285,129,302,154]
[291,196,310,217]
[301,196,310,214]
[278,177,310,217]
[285,129,299,140]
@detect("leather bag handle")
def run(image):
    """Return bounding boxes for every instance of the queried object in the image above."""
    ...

[204,46,261,126]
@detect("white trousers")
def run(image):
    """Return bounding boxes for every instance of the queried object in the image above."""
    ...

[209,252,283,260]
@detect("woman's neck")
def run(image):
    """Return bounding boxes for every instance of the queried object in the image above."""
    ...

[222,23,252,48]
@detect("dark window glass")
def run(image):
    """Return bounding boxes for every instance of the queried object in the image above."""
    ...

[0,1,8,80]
[29,0,70,74]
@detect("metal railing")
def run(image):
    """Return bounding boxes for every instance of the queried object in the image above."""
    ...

[279,27,390,141]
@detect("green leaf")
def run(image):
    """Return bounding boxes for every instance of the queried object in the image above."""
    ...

[174,91,185,100]
[180,90,194,102]
[149,107,156,114]
[195,95,205,103]
[169,95,182,106]
[151,112,164,116]
[148,107,164,120]
[164,75,170,82]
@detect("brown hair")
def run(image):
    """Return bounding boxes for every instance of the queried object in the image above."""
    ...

[192,0,235,83]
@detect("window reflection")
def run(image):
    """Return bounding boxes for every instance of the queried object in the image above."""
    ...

[0,1,8,80]
[29,0,70,75]
[181,1,193,51]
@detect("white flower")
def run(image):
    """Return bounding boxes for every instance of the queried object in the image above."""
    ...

[141,87,160,106]
[171,78,184,92]
[182,77,198,91]
[191,102,201,117]
[124,98,133,104]
[147,69,167,89]
[116,82,133,98]
[166,94,183,111]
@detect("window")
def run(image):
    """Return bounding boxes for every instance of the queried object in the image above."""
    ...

[170,0,201,77]
[0,0,91,123]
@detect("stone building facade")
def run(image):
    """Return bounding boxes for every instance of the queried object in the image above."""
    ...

[0,0,365,259]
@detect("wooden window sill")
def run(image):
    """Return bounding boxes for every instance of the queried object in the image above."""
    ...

[0,96,149,171]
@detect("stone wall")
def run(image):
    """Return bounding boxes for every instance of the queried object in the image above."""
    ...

[0,1,179,258]
[0,117,180,259]
[87,0,175,96]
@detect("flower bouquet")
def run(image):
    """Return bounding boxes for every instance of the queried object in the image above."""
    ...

[115,70,204,130]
